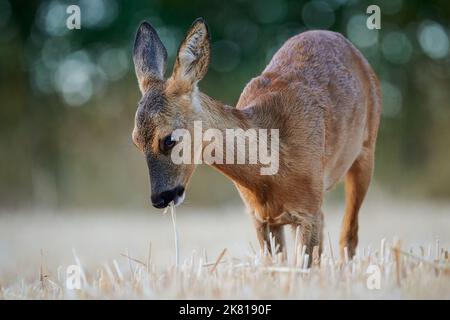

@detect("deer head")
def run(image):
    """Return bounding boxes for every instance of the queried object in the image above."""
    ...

[132,18,211,208]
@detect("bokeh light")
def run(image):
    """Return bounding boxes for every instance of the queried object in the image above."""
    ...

[37,1,69,37]
[54,51,95,106]
[346,14,378,48]
[418,21,449,59]
[382,31,413,64]
[79,0,118,29]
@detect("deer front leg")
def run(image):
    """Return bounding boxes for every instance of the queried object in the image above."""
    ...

[252,217,269,254]
[291,211,323,266]
[268,224,286,260]
[252,217,286,258]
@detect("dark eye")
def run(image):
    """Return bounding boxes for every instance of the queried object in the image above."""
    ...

[160,135,176,152]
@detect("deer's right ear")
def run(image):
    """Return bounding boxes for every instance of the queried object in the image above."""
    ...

[133,22,167,94]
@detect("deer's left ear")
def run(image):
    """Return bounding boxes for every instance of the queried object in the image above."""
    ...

[172,18,211,87]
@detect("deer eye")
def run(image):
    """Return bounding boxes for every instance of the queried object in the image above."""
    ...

[160,134,176,153]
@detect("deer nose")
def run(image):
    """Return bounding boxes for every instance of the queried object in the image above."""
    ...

[151,186,185,209]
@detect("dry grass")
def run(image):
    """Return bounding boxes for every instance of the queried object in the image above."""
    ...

[0,197,449,299]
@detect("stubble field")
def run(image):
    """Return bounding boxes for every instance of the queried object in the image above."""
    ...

[0,196,449,299]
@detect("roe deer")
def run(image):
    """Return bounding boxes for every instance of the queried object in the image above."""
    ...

[131,18,381,261]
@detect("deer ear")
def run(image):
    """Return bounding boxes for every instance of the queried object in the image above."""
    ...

[133,21,167,94]
[172,18,211,87]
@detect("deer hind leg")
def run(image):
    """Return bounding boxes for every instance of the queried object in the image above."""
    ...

[339,149,374,260]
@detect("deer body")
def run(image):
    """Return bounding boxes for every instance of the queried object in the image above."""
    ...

[228,30,381,258]
[132,19,381,261]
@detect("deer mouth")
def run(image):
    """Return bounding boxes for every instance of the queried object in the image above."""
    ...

[151,186,185,209]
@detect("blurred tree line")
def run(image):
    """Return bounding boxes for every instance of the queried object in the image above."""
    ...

[0,0,449,209]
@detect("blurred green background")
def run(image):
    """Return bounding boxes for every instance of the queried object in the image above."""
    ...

[0,0,449,210]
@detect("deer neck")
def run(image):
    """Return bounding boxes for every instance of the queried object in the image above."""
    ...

[198,92,251,131]
[197,92,268,191]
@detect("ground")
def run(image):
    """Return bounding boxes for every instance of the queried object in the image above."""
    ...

[0,196,449,299]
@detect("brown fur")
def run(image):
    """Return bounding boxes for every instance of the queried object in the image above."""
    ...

[132,21,381,262]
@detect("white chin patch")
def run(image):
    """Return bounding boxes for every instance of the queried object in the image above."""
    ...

[174,192,185,206]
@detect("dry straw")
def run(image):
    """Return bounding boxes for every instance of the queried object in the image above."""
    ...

[1,222,449,299]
